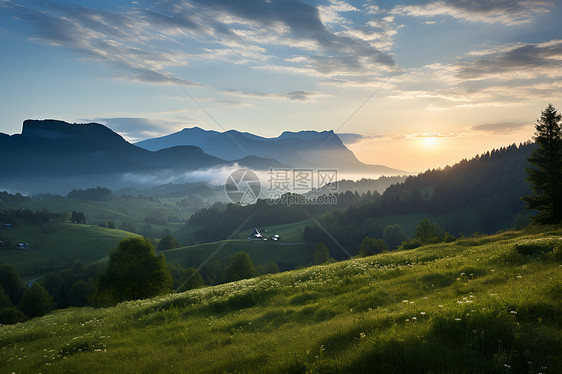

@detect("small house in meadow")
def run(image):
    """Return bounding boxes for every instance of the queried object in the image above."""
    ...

[248,227,263,240]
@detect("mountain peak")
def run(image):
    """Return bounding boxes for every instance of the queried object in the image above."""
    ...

[277,130,335,140]
[22,119,127,144]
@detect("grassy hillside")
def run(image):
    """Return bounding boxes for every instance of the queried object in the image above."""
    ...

[1,228,561,373]
[162,220,314,271]
[162,240,314,271]
[0,223,140,278]
[238,219,311,242]
[6,196,190,235]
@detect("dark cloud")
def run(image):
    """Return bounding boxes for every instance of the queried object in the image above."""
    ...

[155,0,396,71]
[7,3,202,86]
[8,0,396,85]
[470,122,530,133]
[456,41,562,79]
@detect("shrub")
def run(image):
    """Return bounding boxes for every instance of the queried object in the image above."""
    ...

[0,307,27,324]
[514,238,559,256]
[360,237,387,257]
[19,284,54,318]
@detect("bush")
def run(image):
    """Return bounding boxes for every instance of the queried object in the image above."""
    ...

[414,218,443,243]
[177,268,206,292]
[514,238,559,256]
[313,243,332,265]
[97,237,173,302]
[360,236,387,257]
[158,234,180,250]
[383,225,408,250]
[0,307,27,324]
[0,264,25,305]
[223,251,257,282]
[19,284,54,318]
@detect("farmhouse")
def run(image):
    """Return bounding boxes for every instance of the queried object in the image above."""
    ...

[248,227,263,240]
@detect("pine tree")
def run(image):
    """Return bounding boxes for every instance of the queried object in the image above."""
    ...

[523,104,562,223]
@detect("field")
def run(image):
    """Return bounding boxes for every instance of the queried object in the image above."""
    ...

[162,240,315,271]
[6,196,191,234]
[164,219,314,270]
[1,227,560,373]
[0,223,140,278]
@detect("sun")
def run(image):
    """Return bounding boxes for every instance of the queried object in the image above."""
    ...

[422,137,439,148]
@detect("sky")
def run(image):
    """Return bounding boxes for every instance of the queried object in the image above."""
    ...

[1,0,561,172]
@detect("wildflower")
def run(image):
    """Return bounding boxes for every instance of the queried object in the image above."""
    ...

[420,312,426,315]
[359,332,366,338]
[454,318,461,321]
[510,311,517,315]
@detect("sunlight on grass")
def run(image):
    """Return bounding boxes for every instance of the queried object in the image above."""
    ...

[1,228,561,373]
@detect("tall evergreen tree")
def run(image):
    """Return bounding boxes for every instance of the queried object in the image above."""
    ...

[523,104,562,223]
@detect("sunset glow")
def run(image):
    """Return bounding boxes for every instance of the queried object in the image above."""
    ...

[0,0,560,171]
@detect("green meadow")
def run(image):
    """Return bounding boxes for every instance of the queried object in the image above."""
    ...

[1,227,560,373]
[0,223,139,278]
[163,220,314,269]
[161,239,314,271]
[8,196,191,232]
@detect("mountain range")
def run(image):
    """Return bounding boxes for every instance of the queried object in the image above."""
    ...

[0,120,283,193]
[135,127,405,174]
[0,120,404,194]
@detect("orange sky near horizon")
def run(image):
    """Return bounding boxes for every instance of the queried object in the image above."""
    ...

[347,127,535,173]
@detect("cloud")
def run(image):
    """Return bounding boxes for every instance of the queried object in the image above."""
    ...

[7,0,397,88]
[222,89,326,102]
[407,131,467,139]
[121,164,241,187]
[470,122,531,134]
[7,3,204,86]
[336,132,368,144]
[389,39,562,108]
[455,40,562,80]
[318,0,359,25]
[392,0,553,25]
[82,117,188,142]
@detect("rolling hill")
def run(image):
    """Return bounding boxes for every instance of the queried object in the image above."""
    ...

[1,228,560,372]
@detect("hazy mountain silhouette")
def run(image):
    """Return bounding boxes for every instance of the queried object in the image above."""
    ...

[0,120,285,193]
[136,127,406,174]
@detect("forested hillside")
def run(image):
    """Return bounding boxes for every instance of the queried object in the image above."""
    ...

[303,143,534,256]
[183,143,533,247]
